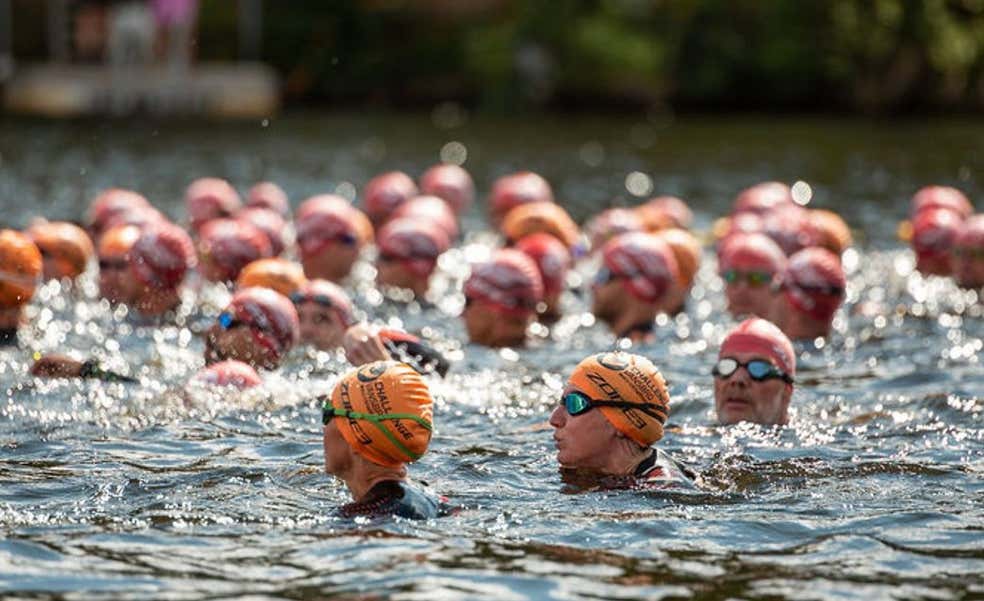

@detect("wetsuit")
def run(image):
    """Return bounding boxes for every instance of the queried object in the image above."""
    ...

[338,480,449,520]
[78,360,138,383]
[633,448,696,488]
[379,329,450,377]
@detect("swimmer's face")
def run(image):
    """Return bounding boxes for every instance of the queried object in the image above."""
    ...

[915,250,953,277]
[205,322,281,370]
[462,299,530,347]
[198,252,233,283]
[296,301,346,350]
[549,386,620,470]
[323,420,353,476]
[98,255,138,304]
[375,258,431,296]
[713,350,791,426]
[301,241,360,282]
[723,268,776,319]
[591,279,627,325]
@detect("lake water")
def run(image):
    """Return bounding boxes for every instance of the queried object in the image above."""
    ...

[0,113,982,600]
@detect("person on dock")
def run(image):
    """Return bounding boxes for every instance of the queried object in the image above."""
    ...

[549,351,693,488]
[322,360,448,519]
[713,318,795,426]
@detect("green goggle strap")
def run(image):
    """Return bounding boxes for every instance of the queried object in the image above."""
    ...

[323,403,432,461]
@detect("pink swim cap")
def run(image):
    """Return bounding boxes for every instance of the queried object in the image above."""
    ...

[87,188,151,237]
[464,248,544,316]
[237,207,287,256]
[600,232,680,303]
[185,177,242,231]
[419,163,475,215]
[718,232,787,273]
[911,207,963,265]
[391,195,460,240]
[295,204,373,257]
[781,247,846,322]
[585,208,644,252]
[246,182,290,217]
[762,204,816,255]
[198,218,273,282]
[363,171,418,225]
[130,222,196,290]
[225,287,300,362]
[291,278,355,327]
[733,182,794,215]
[377,218,451,277]
[955,214,984,249]
[99,205,167,235]
[489,171,554,225]
[295,194,351,222]
[194,359,262,389]
[639,196,694,229]
[720,317,796,377]
[514,232,572,296]
[910,186,973,220]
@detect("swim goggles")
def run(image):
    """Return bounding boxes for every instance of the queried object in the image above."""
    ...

[98,258,129,271]
[217,311,246,330]
[560,390,666,421]
[322,401,432,461]
[722,269,772,286]
[593,266,627,287]
[712,357,793,383]
[288,291,337,308]
[953,246,984,260]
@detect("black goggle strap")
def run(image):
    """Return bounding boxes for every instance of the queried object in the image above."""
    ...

[321,400,432,461]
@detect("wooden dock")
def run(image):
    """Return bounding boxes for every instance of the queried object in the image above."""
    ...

[3,62,279,119]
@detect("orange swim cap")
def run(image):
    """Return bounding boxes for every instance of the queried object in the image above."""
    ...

[27,221,94,280]
[236,258,307,297]
[809,210,853,255]
[655,228,702,288]
[501,201,581,250]
[0,230,43,307]
[568,352,670,446]
[328,361,434,468]
[97,224,142,260]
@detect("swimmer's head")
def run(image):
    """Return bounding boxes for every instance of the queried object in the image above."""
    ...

[291,278,355,350]
[391,195,459,241]
[514,233,572,322]
[910,186,973,220]
[419,163,475,216]
[654,228,701,314]
[324,361,434,470]
[585,208,643,253]
[237,207,287,256]
[488,171,554,227]
[246,181,289,217]
[954,214,984,289]
[236,257,307,298]
[295,194,350,222]
[462,248,544,347]
[193,359,262,390]
[717,232,786,319]
[197,218,273,283]
[206,287,300,370]
[592,232,679,328]
[714,318,795,426]
[761,204,815,256]
[501,201,580,250]
[296,204,372,283]
[637,196,694,231]
[376,218,450,296]
[808,209,852,255]
[130,222,196,291]
[185,177,242,232]
[774,247,845,338]
[911,207,963,276]
[26,221,94,281]
[0,229,43,308]
[97,224,142,304]
[363,171,418,226]
[86,188,151,239]
[732,181,794,215]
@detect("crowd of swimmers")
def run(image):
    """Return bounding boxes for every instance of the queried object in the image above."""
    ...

[0,168,981,519]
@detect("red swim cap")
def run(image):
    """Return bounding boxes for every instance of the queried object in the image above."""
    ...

[781,247,846,322]
[733,182,794,215]
[185,177,242,231]
[585,208,643,252]
[246,181,289,217]
[87,188,151,237]
[489,171,554,225]
[226,287,300,361]
[638,195,694,230]
[390,195,460,241]
[464,248,545,316]
[198,218,273,282]
[419,163,475,215]
[911,207,962,275]
[720,317,795,377]
[600,232,680,304]
[130,222,196,290]
[514,232,572,296]
[718,232,787,273]
[955,214,984,249]
[377,218,451,278]
[911,186,973,220]
[194,359,262,389]
[292,278,355,327]
[237,207,287,256]
[363,171,418,225]
[99,205,167,235]
[295,194,350,222]
[762,204,816,255]
[295,204,373,257]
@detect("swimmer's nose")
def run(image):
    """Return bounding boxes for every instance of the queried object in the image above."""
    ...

[549,404,565,428]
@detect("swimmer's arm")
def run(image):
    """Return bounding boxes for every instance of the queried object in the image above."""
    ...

[342,323,390,366]
[30,353,137,383]
[342,323,450,377]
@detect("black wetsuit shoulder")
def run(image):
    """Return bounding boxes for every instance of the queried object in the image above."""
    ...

[338,480,447,520]
[633,448,697,487]
[380,331,450,377]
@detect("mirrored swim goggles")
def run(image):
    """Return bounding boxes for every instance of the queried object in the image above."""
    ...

[321,400,432,461]
[288,291,338,308]
[721,269,772,286]
[712,357,793,383]
[560,390,666,421]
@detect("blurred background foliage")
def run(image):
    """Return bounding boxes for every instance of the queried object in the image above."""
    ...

[12,0,984,113]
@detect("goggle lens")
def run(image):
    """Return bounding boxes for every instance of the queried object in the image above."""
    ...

[561,392,592,416]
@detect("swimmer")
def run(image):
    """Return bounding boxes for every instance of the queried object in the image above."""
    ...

[808,209,853,256]
[245,181,290,218]
[290,279,356,350]
[197,218,273,283]
[237,207,287,256]
[322,361,447,519]
[192,359,262,390]
[419,163,475,216]
[488,171,554,228]
[770,247,846,340]
[86,188,151,240]
[237,257,307,298]
[585,208,643,252]
[591,232,679,341]
[363,171,418,226]
[185,177,242,232]
[717,232,786,319]
[375,218,450,298]
[0,230,43,345]
[128,222,196,317]
[513,233,572,324]
[390,195,460,241]
[204,286,300,370]
[26,221,95,282]
[910,207,963,277]
[341,323,450,377]
[500,201,580,251]
[296,202,373,282]
[654,228,701,315]
[549,352,692,487]
[713,318,795,426]
[636,195,694,232]
[96,224,142,305]
[953,215,984,290]
[462,248,544,348]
